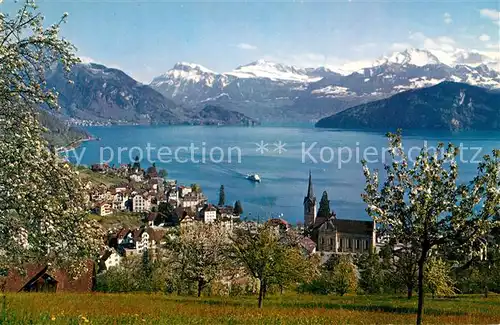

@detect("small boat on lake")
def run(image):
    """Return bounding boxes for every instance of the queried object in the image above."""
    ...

[246,174,261,183]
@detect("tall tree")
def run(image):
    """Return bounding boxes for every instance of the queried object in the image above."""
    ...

[190,183,201,193]
[362,131,499,325]
[230,223,308,308]
[234,200,244,216]
[166,223,229,297]
[317,191,330,220]
[0,0,102,274]
[218,185,225,206]
[158,202,175,224]
[158,169,168,179]
[357,251,385,294]
[331,255,358,296]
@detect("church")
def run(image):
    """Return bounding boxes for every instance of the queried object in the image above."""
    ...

[303,172,376,254]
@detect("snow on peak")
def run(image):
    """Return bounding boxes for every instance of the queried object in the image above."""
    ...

[227,60,320,82]
[172,62,215,74]
[151,62,219,88]
[375,48,441,67]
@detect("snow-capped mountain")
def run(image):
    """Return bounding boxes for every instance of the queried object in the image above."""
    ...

[226,60,322,82]
[151,60,341,107]
[150,62,228,104]
[373,48,441,67]
[149,48,500,121]
[306,48,500,98]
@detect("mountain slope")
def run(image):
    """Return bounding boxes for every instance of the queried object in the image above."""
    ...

[190,105,259,126]
[315,82,500,131]
[38,110,90,147]
[47,63,184,125]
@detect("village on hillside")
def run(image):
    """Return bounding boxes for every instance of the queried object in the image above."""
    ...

[76,155,377,274]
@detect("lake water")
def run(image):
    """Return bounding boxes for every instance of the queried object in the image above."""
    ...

[70,125,500,224]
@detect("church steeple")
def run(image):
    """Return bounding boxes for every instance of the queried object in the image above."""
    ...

[303,171,317,228]
[306,170,314,200]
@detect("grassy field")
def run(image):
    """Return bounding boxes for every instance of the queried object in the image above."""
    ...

[76,166,128,187]
[88,212,143,230]
[3,293,500,324]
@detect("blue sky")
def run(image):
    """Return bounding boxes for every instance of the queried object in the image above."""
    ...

[3,0,499,82]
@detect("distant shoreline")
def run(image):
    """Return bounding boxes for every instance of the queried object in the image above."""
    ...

[56,136,99,153]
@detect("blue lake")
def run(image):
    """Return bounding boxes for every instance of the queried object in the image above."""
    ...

[70,125,500,224]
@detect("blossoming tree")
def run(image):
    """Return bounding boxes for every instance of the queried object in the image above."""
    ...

[0,0,102,275]
[362,131,499,325]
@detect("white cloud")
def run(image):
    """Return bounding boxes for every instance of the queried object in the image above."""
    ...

[480,8,500,25]
[443,12,452,24]
[479,34,491,42]
[486,43,499,50]
[409,32,456,53]
[236,43,257,50]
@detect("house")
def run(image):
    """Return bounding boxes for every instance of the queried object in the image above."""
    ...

[115,228,132,245]
[112,192,129,211]
[90,186,110,202]
[267,218,290,232]
[96,202,113,216]
[178,186,192,198]
[177,208,196,229]
[217,206,238,220]
[132,193,151,213]
[130,173,143,183]
[300,237,317,255]
[111,184,129,193]
[147,212,163,227]
[98,248,122,272]
[218,215,235,232]
[4,260,95,293]
[133,227,167,255]
[166,188,179,204]
[201,204,217,223]
[164,179,177,189]
[91,163,109,173]
[180,193,200,209]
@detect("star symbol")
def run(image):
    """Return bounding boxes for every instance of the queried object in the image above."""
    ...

[255,141,269,155]
[273,141,287,154]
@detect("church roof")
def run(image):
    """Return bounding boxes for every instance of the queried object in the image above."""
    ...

[335,219,374,235]
[316,217,374,235]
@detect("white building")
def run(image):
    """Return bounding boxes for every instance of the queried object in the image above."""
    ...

[112,192,129,211]
[132,194,151,213]
[104,249,121,269]
[179,186,192,198]
[203,205,217,223]
[96,202,113,216]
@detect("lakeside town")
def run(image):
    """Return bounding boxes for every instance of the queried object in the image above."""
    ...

[80,156,375,273]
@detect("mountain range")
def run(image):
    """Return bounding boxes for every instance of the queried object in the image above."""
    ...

[315,82,500,131]
[46,47,500,128]
[149,48,500,121]
[46,63,256,127]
